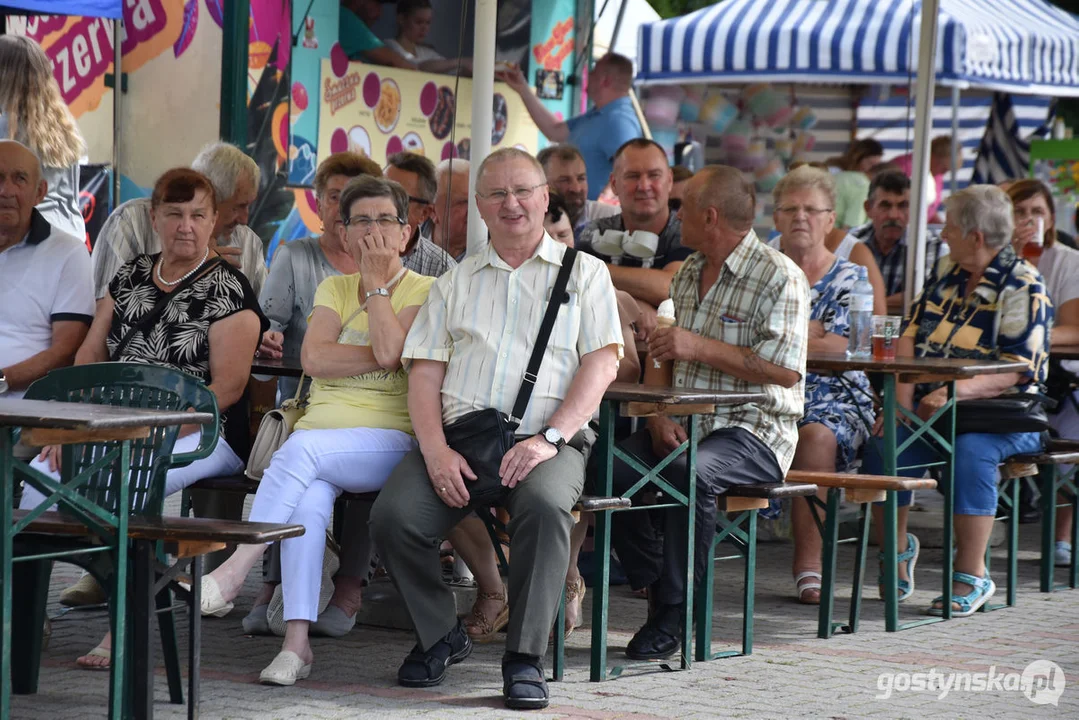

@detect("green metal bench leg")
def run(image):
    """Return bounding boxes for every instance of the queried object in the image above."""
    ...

[817,490,841,639]
[107,441,132,720]
[1040,464,1057,593]
[847,504,871,634]
[589,508,612,682]
[741,510,757,655]
[680,421,697,671]
[1007,478,1019,607]
[10,558,52,695]
[694,529,718,662]
[553,584,566,681]
[1071,489,1079,589]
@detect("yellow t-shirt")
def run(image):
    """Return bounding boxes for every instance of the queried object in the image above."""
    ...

[296,270,435,433]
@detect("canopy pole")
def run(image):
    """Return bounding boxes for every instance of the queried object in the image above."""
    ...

[467,0,496,258]
[610,0,629,58]
[112,18,122,206]
[950,85,960,194]
[904,0,941,313]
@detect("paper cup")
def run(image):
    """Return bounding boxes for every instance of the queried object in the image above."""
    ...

[623,230,659,259]
[593,229,626,258]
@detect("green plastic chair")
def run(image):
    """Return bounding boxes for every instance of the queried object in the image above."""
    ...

[10,362,218,716]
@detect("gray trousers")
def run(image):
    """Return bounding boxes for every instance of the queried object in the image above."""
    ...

[370,439,587,657]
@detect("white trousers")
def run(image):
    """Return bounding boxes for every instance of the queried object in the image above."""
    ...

[18,433,244,510]
[247,427,415,622]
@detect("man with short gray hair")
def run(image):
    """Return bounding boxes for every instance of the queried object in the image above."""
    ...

[432,159,471,261]
[0,140,94,400]
[371,146,622,709]
[611,164,809,662]
[385,152,456,276]
[90,141,267,298]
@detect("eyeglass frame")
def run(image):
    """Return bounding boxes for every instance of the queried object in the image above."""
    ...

[774,205,834,218]
[476,182,547,204]
[342,214,407,231]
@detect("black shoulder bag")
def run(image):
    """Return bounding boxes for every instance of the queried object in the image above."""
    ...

[442,247,578,505]
[111,257,226,360]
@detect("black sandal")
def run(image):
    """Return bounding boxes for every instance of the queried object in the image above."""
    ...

[502,653,549,710]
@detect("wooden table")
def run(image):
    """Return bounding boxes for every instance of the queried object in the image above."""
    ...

[586,383,766,682]
[806,353,1029,633]
[251,356,303,377]
[0,399,212,719]
[1050,345,1079,361]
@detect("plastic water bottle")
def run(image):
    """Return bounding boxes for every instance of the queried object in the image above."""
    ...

[847,265,873,358]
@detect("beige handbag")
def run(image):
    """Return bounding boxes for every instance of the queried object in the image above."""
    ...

[245,374,307,481]
[244,290,385,481]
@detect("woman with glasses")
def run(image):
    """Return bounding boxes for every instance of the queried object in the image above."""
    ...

[257,152,382,399]
[200,176,435,685]
[769,166,876,604]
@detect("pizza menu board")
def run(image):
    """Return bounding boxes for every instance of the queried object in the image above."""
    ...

[316,57,539,168]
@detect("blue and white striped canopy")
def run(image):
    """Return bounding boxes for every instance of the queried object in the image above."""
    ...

[637,0,1079,96]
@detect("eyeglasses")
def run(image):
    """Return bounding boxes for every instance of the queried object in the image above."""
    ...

[477,183,546,204]
[344,215,405,231]
[408,196,431,206]
[775,205,833,218]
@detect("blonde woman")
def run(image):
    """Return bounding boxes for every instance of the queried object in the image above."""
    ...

[0,35,86,241]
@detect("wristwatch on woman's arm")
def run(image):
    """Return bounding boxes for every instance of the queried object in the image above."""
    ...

[0,371,9,395]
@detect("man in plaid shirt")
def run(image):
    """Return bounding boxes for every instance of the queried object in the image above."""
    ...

[609,165,811,661]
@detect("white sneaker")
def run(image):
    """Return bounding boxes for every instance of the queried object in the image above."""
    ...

[1055,541,1073,567]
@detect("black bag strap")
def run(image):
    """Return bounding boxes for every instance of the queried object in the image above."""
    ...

[509,247,578,425]
[111,257,226,360]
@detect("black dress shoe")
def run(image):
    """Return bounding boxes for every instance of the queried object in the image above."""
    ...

[502,651,549,710]
[397,619,473,687]
[625,603,683,661]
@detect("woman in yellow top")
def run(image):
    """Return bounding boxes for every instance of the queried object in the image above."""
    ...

[201,176,434,685]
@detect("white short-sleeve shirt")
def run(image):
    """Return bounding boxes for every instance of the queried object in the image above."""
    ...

[0,210,95,398]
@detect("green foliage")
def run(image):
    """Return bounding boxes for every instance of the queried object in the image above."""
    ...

[645,0,714,19]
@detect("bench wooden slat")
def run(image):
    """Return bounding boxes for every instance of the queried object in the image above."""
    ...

[725,482,818,499]
[575,496,632,512]
[12,509,304,545]
[786,470,936,493]
[1009,439,1079,466]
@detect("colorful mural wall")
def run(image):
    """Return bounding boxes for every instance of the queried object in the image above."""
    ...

[9,0,225,199]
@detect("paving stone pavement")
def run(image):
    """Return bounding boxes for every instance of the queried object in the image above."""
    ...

[9,498,1079,720]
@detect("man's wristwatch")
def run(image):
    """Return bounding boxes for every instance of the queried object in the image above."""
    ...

[364,287,390,302]
[0,372,8,395]
[539,425,565,450]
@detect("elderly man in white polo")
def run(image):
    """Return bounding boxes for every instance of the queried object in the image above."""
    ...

[370,147,622,710]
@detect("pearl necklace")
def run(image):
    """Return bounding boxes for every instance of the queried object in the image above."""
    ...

[156,248,210,287]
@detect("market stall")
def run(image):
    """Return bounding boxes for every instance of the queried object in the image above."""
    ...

[634,0,1079,293]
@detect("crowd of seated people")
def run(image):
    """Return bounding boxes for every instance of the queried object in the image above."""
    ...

[8,59,1079,707]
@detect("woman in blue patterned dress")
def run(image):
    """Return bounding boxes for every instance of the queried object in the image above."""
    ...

[769,166,876,603]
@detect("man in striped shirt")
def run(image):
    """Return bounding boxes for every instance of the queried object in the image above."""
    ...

[371,147,622,710]
[610,165,810,661]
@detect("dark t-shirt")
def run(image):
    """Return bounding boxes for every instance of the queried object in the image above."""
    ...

[577,211,691,269]
[107,254,269,383]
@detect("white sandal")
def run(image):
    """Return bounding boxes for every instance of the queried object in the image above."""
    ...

[199,576,234,618]
[259,650,311,686]
[794,571,823,605]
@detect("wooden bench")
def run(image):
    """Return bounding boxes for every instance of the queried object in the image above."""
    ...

[11,509,303,720]
[1004,439,1079,593]
[785,471,937,638]
[695,481,818,662]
